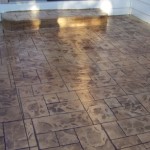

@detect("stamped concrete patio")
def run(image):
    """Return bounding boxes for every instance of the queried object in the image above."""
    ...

[0,14,150,150]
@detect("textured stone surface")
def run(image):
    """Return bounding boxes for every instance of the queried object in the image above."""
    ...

[0,106,22,122]
[112,136,141,149]
[56,129,79,145]
[104,98,121,108]
[44,94,59,104]
[45,143,83,150]
[22,96,49,118]
[0,88,19,108]
[4,121,28,150]
[0,123,3,137]
[33,111,92,133]
[47,100,84,115]
[135,93,150,112]
[24,119,37,147]
[0,137,5,150]
[138,132,150,143]
[37,132,59,149]
[87,103,116,123]
[90,86,126,100]
[57,91,78,102]
[120,145,146,150]
[112,105,148,119]
[0,15,150,150]
[32,82,68,95]
[144,142,150,148]
[102,122,125,139]
[75,125,115,150]
[118,115,150,136]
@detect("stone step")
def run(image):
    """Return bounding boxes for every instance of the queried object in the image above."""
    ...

[2,9,108,31]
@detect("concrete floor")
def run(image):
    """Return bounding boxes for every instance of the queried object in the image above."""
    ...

[0,15,150,150]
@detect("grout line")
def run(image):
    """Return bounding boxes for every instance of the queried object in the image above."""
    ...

[31,119,40,150]
[2,122,6,150]
[16,88,30,149]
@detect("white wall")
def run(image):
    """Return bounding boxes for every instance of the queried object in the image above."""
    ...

[0,0,130,14]
[100,0,130,15]
[131,0,150,23]
[0,0,150,24]
[0,1,100,21]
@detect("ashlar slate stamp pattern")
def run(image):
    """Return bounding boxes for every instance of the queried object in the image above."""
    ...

[0,15,150,150]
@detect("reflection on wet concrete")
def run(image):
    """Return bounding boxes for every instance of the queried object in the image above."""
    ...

[0,15,150,150]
